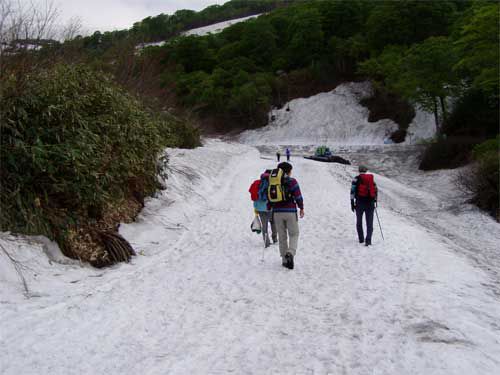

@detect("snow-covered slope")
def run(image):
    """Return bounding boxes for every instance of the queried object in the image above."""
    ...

[135,40,167,49]
[136,14,262,51]
[405,105,436,144]
[1,140,500,375]
[182,14,261,36]
[240,82,436,146]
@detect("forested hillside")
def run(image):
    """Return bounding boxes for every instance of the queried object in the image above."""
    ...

[73,0,290,53]
[153,1,497,136]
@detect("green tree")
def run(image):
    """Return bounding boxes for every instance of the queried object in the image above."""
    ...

[318,0,371,40]
[171,36,215,73]
[454,2,499,97]
[358,45,406,86]
[217,41,244,62]
[240,20,277,66]
[396,37,460,133]
[287,8,324,68]
[366,0,457,52]
[328,34,368,75]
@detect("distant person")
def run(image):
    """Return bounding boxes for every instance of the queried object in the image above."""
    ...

[276,151,281,162]
[249,170,277,247]
[350,165,378,246]
[286,148,291,161]
[268,162,304,269]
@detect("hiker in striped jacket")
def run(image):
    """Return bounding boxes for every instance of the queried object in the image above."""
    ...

[270,162,304,269]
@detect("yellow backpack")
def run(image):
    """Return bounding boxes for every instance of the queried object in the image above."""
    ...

[268,168,286,203]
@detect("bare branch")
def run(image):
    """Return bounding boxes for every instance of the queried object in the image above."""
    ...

[0,241,30,297]
[60,15,82,41]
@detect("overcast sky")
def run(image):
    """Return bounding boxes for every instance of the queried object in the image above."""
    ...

[28,0,226,33]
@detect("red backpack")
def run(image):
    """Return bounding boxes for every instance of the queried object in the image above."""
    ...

[357,174,377,199]
[249,180,261,201]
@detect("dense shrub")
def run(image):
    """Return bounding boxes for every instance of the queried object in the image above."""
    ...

[419,88,499,171]
[442,90,499,139]
[419,137,474,170]
[0,64,199,263]
[464,137,499,220]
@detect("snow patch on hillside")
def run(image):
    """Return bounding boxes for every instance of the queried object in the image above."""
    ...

[182,14,262,36]
[240,82,399,145]
[406,105,436,144]
[135,14,262,51]
[240,81,437,146]
[135,40,166,49]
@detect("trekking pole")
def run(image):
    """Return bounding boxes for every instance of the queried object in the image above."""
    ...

[261,246,265,263]
[375,208,385,241]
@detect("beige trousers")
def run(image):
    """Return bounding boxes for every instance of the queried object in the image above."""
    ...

[273,212,299,257]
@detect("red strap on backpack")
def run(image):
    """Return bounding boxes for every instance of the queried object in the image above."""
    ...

[357,174,376,199]
[249,180,261,201]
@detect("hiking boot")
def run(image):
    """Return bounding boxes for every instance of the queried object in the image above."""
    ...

[359,239,364,244]
[285,253,294,270]
[282,257,287,267]
[365,241,372,246]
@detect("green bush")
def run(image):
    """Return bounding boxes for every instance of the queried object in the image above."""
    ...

[0,64,198,240]
[468,137,499,219]
[419,137,475,170]
[472,136,499,159]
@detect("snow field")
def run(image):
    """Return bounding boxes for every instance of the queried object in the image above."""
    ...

[1,140,499,374]
[240,82,436,146]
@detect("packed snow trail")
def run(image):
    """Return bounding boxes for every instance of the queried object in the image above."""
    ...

[1,140,500,375]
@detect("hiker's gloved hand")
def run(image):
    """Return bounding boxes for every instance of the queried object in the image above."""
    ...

[374,200,378,208]
[351,200,356,212]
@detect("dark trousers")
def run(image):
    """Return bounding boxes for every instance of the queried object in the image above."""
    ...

[277,154,280,161]
[286,154,290,161]
[356,200,374,243]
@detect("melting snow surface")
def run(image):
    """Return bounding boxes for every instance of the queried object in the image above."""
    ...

[1,139,500,375]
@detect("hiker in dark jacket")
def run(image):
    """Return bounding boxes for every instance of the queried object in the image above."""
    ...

[351,165,378,246]
[269,162,304,269]
[276,151,281,162]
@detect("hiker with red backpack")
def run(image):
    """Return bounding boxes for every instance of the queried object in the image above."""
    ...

[249,170,277,248]
[350,165,378,246]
